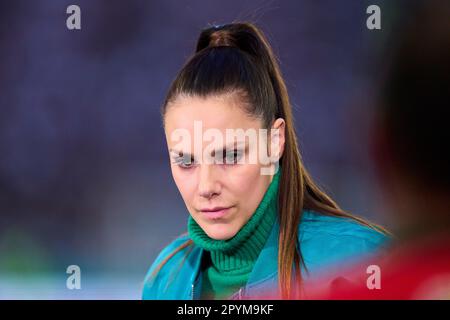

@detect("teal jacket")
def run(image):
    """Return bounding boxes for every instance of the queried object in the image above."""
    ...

[142,210,389,300]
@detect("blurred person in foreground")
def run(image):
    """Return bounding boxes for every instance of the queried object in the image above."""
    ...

[296,1,450,299]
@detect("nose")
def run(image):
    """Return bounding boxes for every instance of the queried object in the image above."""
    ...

[198,164,221,199]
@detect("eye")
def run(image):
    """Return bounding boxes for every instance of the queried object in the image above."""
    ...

[173,156,196,169]
[224,149,243,165]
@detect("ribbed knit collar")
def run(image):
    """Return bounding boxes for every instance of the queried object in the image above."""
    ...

[187,169,280,273]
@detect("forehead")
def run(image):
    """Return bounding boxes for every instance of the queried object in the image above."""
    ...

[164,94,261,133]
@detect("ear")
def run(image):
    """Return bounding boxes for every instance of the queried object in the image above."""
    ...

[269,118,286,162]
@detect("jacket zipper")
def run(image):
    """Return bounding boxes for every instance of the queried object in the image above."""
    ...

[192,283,244,300]
[230,287,244,300]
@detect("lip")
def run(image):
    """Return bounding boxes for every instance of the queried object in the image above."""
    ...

[200,206,233,219]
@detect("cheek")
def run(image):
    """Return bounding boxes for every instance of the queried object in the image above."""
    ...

[232,175,257,196]
[171,167,197,205]
[230,166,269,215]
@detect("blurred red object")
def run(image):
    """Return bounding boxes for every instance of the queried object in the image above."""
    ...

[308,235,450,300]
[253,236,450,300]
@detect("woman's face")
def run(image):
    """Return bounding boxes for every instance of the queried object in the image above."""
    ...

[164,93,284,240]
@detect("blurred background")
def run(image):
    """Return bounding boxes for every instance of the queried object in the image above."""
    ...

[0,0,402,299]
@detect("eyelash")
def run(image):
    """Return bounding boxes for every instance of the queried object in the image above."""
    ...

[172,149,244,168]
[172,157,195,169]
[224,149,243,164]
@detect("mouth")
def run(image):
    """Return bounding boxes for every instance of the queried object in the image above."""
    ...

[199,206,234,220]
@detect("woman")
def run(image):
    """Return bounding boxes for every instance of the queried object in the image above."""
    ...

[142,22,389,300]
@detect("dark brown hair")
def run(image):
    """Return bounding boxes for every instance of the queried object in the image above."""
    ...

[155,22,388,299]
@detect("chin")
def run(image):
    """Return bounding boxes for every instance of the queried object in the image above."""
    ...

[204,224,238,241]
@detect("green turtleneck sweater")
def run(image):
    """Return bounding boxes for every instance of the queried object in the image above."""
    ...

[187,169,280,300]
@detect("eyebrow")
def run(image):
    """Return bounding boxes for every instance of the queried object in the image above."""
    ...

[169,141,248,159]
